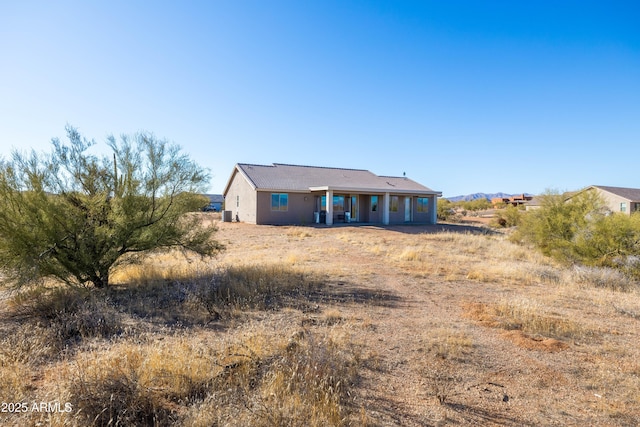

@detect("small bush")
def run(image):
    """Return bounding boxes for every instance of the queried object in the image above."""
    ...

[8,287,123,344]
[491,205,522,228]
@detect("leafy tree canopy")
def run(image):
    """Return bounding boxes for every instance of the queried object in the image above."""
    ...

[0,126,222,288]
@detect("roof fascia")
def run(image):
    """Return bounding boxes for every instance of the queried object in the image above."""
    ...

[309,185,441,196]
[223,164,257,196]
[256,189,311,194]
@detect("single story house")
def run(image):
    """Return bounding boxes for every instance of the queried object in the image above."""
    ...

[574,185,640,215]
[223,163,442,225]
[524,196,543,211]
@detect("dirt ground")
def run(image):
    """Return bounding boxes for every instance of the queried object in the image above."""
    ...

[3,215,637,426]
[209,219,640,426]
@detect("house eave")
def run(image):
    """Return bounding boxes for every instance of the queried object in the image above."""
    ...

[309,185,442,196]
[223,164,257,196]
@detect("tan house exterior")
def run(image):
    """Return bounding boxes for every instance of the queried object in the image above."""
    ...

[577,185,640,215]
[223,163,442,225]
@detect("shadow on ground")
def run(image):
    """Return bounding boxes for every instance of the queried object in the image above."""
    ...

[307,222,498,235]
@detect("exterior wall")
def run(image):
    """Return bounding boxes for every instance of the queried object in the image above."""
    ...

[412,196,431,223]
[594,189,633,215]
[388,195,405,224]
[362,195,381,223]
[225,172,258,223]
[256,191,315,225]
[243,189,439,225]
[387,195,437,224]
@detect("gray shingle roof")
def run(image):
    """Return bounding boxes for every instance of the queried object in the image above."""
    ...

[594,185,640,201]
[233,163,440,194]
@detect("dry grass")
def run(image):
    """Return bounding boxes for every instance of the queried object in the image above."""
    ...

[62,327,360,427]
[1,222,640,426]
[464,299,588,341]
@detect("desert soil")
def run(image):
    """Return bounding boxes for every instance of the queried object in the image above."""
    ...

[209,219,640,426]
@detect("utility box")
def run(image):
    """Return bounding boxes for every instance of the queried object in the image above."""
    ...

[222,210,232,222]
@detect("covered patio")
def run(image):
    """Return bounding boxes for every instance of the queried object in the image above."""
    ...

[309,186,439,225]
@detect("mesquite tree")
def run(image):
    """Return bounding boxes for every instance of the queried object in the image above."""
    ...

[0,126,222,288]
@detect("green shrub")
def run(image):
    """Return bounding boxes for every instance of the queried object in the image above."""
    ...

[492,205,522,228]
[460,198,491,212]
[511,190,604,261]
[513,189,640,282]
[437,198,455,221]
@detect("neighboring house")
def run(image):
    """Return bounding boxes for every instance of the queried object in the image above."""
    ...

[491,194,533,208]
[202,194,224,212]
[574,185,640,215]
[223,163,442,225]
[524,196,543,211]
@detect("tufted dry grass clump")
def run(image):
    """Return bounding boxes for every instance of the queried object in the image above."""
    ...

[64,327,361,427]
[464,298,588,342]
[7,286,124,346]
[424,327,475,362]
[569,265,635,292]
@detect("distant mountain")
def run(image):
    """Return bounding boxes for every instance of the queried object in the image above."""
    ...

[446,193,532,202]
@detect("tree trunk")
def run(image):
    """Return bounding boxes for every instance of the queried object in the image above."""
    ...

[91,271,109,288]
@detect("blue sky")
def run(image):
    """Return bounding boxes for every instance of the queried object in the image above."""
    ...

[1,1,638,197]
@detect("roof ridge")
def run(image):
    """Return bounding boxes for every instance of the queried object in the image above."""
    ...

[594,184,640,190]
[237,162,274,168]
[272,163,371,172]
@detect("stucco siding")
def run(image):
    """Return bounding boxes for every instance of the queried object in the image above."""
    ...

[225,171,258,223]
[387,196,404,224]
[600,191,632,215]
[412,198,431,222]
[587,188,632,215]
[256,191,315,225]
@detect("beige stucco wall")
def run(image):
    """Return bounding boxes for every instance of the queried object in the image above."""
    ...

[386,195,434,224]
[411,196,433,223]
[592,188,632,215]
[256,191,316,225]
[225,170,258,223]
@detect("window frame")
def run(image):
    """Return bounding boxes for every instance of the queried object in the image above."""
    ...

[390,196,399,212]
[271,193,289,211]
[333,195,345,212]
[417,197,429,213]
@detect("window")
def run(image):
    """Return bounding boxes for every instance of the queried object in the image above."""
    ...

[390,196,399,212]
[321,196,326,211]
[417,197,429,213]
[271,193,288,211]
[236,195,239,207]
[634,203,640,212]
[371,196,378,212]
[621,202,627,213]
[333,195,345,211]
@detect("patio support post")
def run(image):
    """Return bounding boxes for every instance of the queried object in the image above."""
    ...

[326,189,334,225]
[430,195,438,224]
[383,192,390,225]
